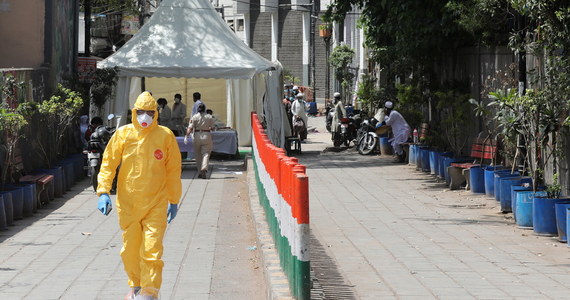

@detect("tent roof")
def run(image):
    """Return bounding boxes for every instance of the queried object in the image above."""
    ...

[97,0,276,79]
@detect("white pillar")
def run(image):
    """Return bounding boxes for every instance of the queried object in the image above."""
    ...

[302,11,310,86]
[243,13,250,47]
[359,27,365,70]
[271,12,278,61]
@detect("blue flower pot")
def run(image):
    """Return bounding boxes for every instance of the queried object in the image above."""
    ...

[511,185,533,221]
[484,166,503,197]
[470,165,486,194]
[494,170,519,202]
[533,197,570,236]
[516,190,546,228]
[421,148,430,173]
[0,191,13,226]
[499,177,532,213]
[555,201,570,242]
[0,194,6,231]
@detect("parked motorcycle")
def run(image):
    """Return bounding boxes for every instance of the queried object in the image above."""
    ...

[325,101,333,132]
[357,117,379,155]
[85,114,116,191]
[332,114,361,147]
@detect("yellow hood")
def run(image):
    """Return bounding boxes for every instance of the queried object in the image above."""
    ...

[132,91,159,130]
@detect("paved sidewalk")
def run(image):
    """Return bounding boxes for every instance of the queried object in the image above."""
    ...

[301,115,570,299]
[0,159,265,300]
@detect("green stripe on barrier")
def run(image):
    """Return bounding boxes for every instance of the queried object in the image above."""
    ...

[252,150,310,300]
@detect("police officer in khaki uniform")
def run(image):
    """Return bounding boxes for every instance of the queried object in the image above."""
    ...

[184,103,215,178]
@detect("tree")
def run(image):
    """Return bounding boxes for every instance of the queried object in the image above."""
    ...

[325,1,470,81]
[0,75,31,184]
[329,44,355,104]
[36,85,84,166]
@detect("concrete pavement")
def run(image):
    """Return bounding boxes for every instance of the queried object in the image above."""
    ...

[0,159,265,300]
[299,115,570,299]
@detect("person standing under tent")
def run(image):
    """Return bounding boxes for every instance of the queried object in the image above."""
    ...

[191,92,205,117]
[157,98,174,132]
[171,93,187,136]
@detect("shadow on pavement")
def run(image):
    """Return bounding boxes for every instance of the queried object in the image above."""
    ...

[0,177,93,244]
[310,233,357,300]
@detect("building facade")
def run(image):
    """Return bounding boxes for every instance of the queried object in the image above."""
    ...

[0,0,78,95]
[213,0,367,102]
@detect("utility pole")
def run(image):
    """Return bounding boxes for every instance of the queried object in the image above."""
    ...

[310,1,316,102]
[139,0,147,91]
[324,36,330,101]
[84,0,91,57]
[82,0,92,115]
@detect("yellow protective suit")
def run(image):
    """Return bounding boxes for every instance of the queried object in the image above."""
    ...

[97,92,182,297]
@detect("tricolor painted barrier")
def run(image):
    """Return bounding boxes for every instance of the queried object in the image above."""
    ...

[251,113,310,300]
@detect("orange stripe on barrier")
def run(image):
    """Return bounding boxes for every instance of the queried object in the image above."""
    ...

[251,112,309,224]
[294,174,309,224]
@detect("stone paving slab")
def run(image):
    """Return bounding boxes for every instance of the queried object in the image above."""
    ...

[0,159,264,300]
[301,115,570,299]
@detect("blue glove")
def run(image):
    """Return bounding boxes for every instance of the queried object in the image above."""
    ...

[167,203,178,223]
[98,193,112,216]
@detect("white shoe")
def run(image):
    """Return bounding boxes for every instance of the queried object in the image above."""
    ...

[125,287,141,300]
[134,287,159,300]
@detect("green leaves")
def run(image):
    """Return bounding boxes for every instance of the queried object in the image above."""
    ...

[38,84,83,117]
[330,44,356,101]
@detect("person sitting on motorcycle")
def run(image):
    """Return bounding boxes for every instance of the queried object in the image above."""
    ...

[85,116,103,141]
[291,92,308,141]
[331,92,346,142]
[345,102,354,117]
[382,101,411,163]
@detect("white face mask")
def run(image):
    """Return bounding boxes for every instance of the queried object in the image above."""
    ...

[137,114,153,128]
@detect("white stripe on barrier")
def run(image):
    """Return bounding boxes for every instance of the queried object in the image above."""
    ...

[252,135,309,262]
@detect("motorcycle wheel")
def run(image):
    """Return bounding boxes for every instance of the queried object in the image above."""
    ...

[343,137,350,147]
[91,166,99,192]
[326,122,331,132]
[358,133,377,155]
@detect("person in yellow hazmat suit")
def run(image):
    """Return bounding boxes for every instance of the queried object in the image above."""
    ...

[96,91,182,300]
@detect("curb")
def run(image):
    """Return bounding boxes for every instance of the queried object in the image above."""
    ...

[246,158,294,300]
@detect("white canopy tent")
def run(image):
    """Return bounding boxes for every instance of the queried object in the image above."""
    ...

[97,0,289,147]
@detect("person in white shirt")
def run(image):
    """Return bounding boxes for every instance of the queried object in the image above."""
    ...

[291,92,308,141]
[191,92,205,117]
[383,101,411,163]
[331,92,346,137]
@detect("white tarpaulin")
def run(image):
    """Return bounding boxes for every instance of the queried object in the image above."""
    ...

[97,0,285,147]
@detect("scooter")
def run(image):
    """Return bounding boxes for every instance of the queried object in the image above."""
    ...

[84,114,116,191]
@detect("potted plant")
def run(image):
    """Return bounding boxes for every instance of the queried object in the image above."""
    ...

[0,75,34,220]
[534,173,570,237]
[29,84,83,197]
[319,23,332,37]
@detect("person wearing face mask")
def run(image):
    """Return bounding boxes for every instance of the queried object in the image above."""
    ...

[157,98,173,132]
[171,93,187,136]
[96,91,182,300]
